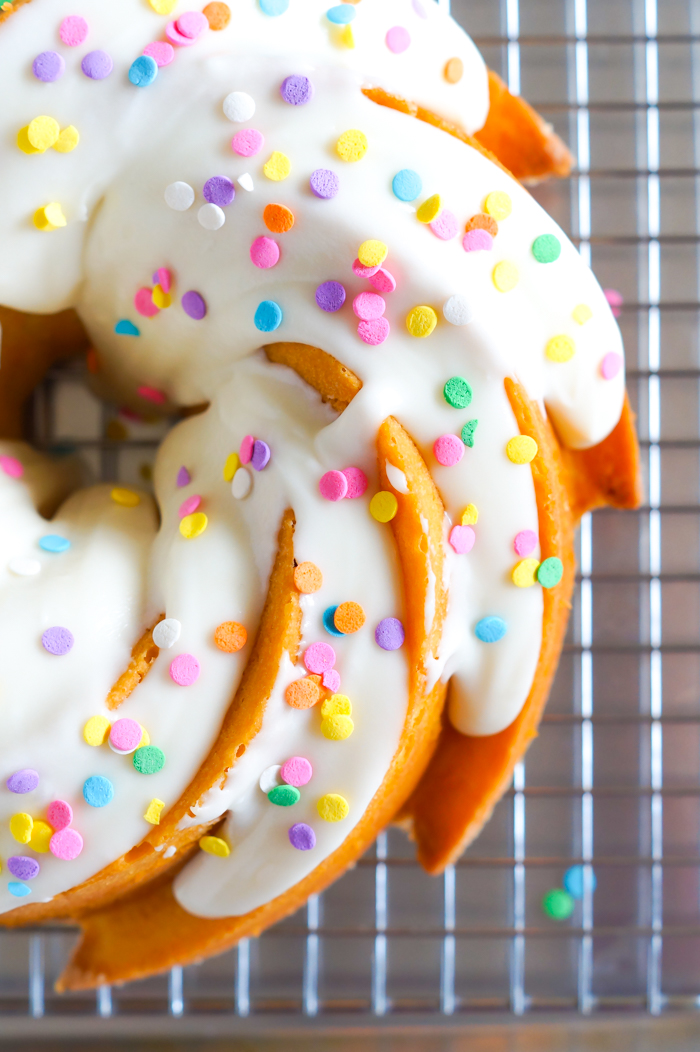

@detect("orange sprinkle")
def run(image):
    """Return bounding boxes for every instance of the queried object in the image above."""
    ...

[334,601,366,635]
[214,621,247,653]
[465,213,498,238]
[263,203,295,233]
[285,677,322,709]
[202,1,230,29]
[444,57,464,84]
[294,561,323,594]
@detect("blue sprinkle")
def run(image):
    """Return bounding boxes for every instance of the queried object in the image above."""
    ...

[254,300,283,333]
[83,775,114,808]
[563,864,596,900]
[474,616,507,643]
[115,319,140,336]
[260,0,289,13]
[323,606,345,637]
[392,169,422,202]
[8,882,31,898]
[39,534,71,554]
[326,4,356,23]
[128,55,158,88]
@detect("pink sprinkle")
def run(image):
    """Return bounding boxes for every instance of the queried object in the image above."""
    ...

[47,799,73,832]
[232,129,264,157]
[319,470,348,501]
[604,288,623,317]
[179,494,201,518]
[323,669,340,692]
[430,210,458,241]
[434,434,464,467]
[109,718,142,754]
[514,529,537,557]
[165,21,197,46]
[143,41,175,67]
[352,258,380,279]
[463,228,493,252]
[303,642,335,675]
[59,15,88,46]
[386,25,411,53]
[449,524,475,554]
[369,267,396,293]
[156,267,172,294]
[280,756,313,788]
[176,10,208,38]
[342,467,368,498]
[0,455,23,479]
[358,318,390,346]
[50,827,83,861]
[137,385,166,404]
[353,291,386,321]
[250,236,280,269]
[170,653,201,686]
[601,352,623,380]
[134,287,160,318]
[240,435,255,464]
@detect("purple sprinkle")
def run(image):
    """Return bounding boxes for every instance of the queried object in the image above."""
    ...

[310,169,339,200]
[41,626,74,656]
[251,440,271,471]
[280,74,314,106]
[203,176,235,207]
[289,823,316,851]
[8,856,40,881]
[182,291,207,321]
[375,617,405,651]
[315,281,346,313]
[7,769,39,794]
[176,466,191,488]
[81,49,114,80]
[32,50,65,82]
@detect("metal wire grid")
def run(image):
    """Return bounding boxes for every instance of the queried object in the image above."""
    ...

[2,0,700,1031]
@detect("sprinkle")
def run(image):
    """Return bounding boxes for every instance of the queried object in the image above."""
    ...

[8,857,39,881]
[511,532,537,561]
[28,116,60,151]
[249,231,279,267]
[129,55,158,87]
[323,669,340,692]
[413,0,428,15]
[334,602,365,634]
[285,677,322,709]
[83,775,114,808]
[263,203,294,233]
[564,864,597,899]
[370,491,398,522]
[30,820,53,853]
[537,557,563,588]
[392,169,422,202]
[8,883,31,898]
[214,621,247,652]
[358,241,388,269]
[111,487,140,507]
[512,558,539,588]
[323,606,344,637]
[430,210,458,241]
[47,800,73,831]
[461,420,478,447]
[294,562,322,593]
[475,617,507,643]
[319,470,348,501]
[203,176,235,207]
[138,383,167,403]
[259,765,282,793]
[42,626,73,656]
[0,455,23,478]
[59,15,88,46]
[144,41,175,67]
[252,440,271,471]
[268,784,300,806]
[321,715,354,741]
[326,4,355,23]
[601,352,623,380]
[109,718,142,754]
[573,304,593,325]
[178,494,201,519]
[315,280,345,312]
[81,50,113,80]
[32,51,65,82]
[231,468,252,499]
[353,292,385,321]
[232,128,264,158]
[198,203,226,230]
[280,74,314,106]
[83,715,111,746]
[358,318,390,345]
[149,0,177,11]
[484,191,512,220]
[342,467,367,498]
[7,770,39,795]
[310,168,340,199]
[179,513,208,540]
[406,306,437,337]
[449,525,475,554]
[203,2,231,29]
[254,300,283,332]
[492,261,519,292]
[317,794,349,822]
[176,467,192,489]
[466,213,498,237]
[165,20,198,45]
[463,229,493,252]
[443,377,472,409]
[608,288,627,319]
[506,436,538,464]
[176,10,208,37]
[321,694,351,717]
[10,813,33,844]
[386,25,410,52]
[416,194,441,224]
[33,202,67,231]
[223,90,256,124]
[50,827,83,860]
[18,127,43,155]
[240,436,255,464]
[222,454,239,482]
[352,258,379,278]
[434,434,464,467]
[375,617,405,651]
[263,151,291,181]
[546,335,575,363]
[304,641,335,674]
[38,534,70,555]
[281,756,313,787]
[182,291,207,319]
[8,557,40,576]
[144,798,166,824]
[289,823,316,850]
[199,835,230,857]
[542,888,574,920]
[336,129,368,162]
[135,288,159,318]
[170,653,200,686]
[152,618,181,650]
[133,745,166,774]
[532,234,561,263]
[444,56,464,83]
[368,268,396,293]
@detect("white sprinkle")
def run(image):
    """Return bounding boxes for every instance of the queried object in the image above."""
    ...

[443,294,475,326]
[259,764,282,794]
[8,557,41,576]
[385,461,409,494]
[164,181,195,211]
[231,467,252,499]
[153,618,181,649]
[237,173,254,192]
[223,91,255,122]
[163,845,177,859]
[198,203,226,230]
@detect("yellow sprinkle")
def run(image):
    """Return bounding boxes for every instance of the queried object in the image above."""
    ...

[336,129,368,162]
[321,714,354,741]
[263,151,291,181]
[406,305,438,338]
[17,126,44,154]
[10,813,33,845]
[369,491,398,523]
[572,304,593,325]
[33,202,67,231]
[358,239,388,268]
[200,835,231,857]
[484,191,512,221]
[149,0,177,11]
[416,193,441,224]
[152,284,172,310]
[321,693,352,718]
[28,115,60,152]
[83,715,111,747]
[223,452,240,482]
[512,558,540,588]
[317,793,350,822]
[30,819,53,854]
[492,261,519,293]
[507,435,538,464]
[138,725,150,748]
[111,487,140,508]
[546,335,576,363]
[144,798,165,825]
[341,23,354,47]
[53,125,80,153]
[180,512,208,539]
[461,503,478,526]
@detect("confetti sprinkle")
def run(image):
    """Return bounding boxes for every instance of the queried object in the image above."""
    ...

[475,616,507,643]
[144,798,166,824]
[357,318,390,345]
[416,194,441,224]
[506,436,538,464]
[47,799,73,831]
[406,305,437,337]
[532,234,561,263]
[310,168,339,199]
[182,291,207,319]
[342,467,367,498]
[223,91,256,122]
[564,864,597,899]
[8,857,40,881]
[280,74,314,105]
[546,335,575,363]
[50,827,83,860]
[386,25,410,53]
[165,182,195,210]
[430,210,458,240]
[260,0,289,13]
[83,775,114,808]
[179,494,201,519]
[30,820,53,854]
[109,718,142,755]
[449,525,475,554]
[204,175,235,207]
[392,169,422,202]
[601,352,623,379]
[336,129,368,162]
[250,236,280,269]
[352,258,379,278]
[294,562,323,593]
[42,626,73,656]
[461,420,478,447]
[179,512,208,539]
[251,439,271,470]
[443,377,472,409]
[268,784,300,806]
[240,435,255,464]
[323,669,341,692]
[573,304,593,325]
[334,602,365,634]
[39,534,70,554]
[321,714,354,740]
[368,267,396,293]
[281,756,313,787]
[203,2,231,29]
[135,288,160,318]
[319,470,348,501]
[466,213,498,237]
[323,606,344,637]
[304,642,335,674]
[152,618,181,650]
[370,491,398,522]
[149,0,177,12]
[111,487,140,507]
[200,835,230,856]
[231,467,252,499]
[484,191,512,220]
[263,151,291,181]
[59,14,88,46]
[6,770,39,795]
[289,823,316,850]
[83,715,111,746]
[514,530,538,557]
[144,41,175,67]
[133,745,166,775]
[10,813,33,844]
[81,49,113,80]
[165,20,198,45]
[259,765,283,793]
[177,466,192,488]
[254,300,283,331]
[315,280,345,312]
[537,557,563,588]
[353,292,386,321]
[0,456,23,479]
[434,434,464,467]
[357,241,387,269]
[32,51,65,82]
[138,384,167,403]
[176,10,208,38]
[214,621,248,652]
[33,202,67,231]
[285,678,322,709]
[198,203,226,230]
[512,558,539,588]
[169,653,200,686]
[129,55,158,87]
[264,203,294,232]
[232,128,264,157]
[444,56,464,83]
[317,793,349,822]
[542,888,574,920]
[326,4,355,23]
[462,228,493,252]
[8,883,31,898]
[492,261,519,291]
[28,115,60,150]
[222,454,239,482]
[375,617,405,651]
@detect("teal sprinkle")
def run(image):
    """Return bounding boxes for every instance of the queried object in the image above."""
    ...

[326,4,356,23]
[461,419,478,447]
[260,0,289,13]
[115,319,140,337]
[268,784,300,807]
[542,888,574,920]
[532,233,561,263]
[537,556,563,589]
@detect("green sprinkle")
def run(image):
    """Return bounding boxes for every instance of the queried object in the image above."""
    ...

[537,556,563,589]
[542,888,574,920]
[443,376,473,409]
[461,419,478,447]
[133,745,165,775]
[268,784,300,807]
[532,234,561,263]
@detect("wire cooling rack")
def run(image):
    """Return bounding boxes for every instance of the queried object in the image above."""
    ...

[2,0,700,1038]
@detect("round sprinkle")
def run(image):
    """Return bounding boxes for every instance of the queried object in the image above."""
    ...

[416,194,441,224]
[83,716,111,747]
[321,715,354,741]
[50,827,83,861]
[336,130,368,162]
[406,306,437,337]
[512,558,539,588]
[316,281,345,312]
[214,621,247,653]
[133,745,165,775]
[564,864,597,899]
[149,0,177,14]
[430,210,458,241]
[352,258,380,279]
[129,55,158,87]
[28,115,60,151]
[444,56,464,83]
[449,525,475,554]
[170,653,200,685]
[10,813,33,844]
[463,228,493,253]
[232,128,264,157]
[323,606,344,637]
[33,202,67,231]
[203,176,235,207]
[81,50,113,80]
[392,169,422,202]
[286,678,322,709]
[601,352,623,380]
[144,41,175,67]
[281,756,313,787]
[542,888,574,920]
[203,2,231,29]
[138,384,166,405]
[514,530,537,557]
[8,857,40,881]
[443,377,472,409]
[546,335,575,363]
[294,562,322,594]
[289,823,316,850]
[263,203,294,233]
[165,182,195,211]
[434,434,464,467]
[323,669,340,692]
[260,765,282,794]
[231,468,252,499]
[176,10,207,37]
[317,794,349,822]
[47,799,73,831]
[573,304,593,325]
[0,455,24,479]
[370,491,398,522]
[8,883,31,898]
[144,798,165,824]
[368,268,396,293]
[375,617,405,651]
[280,74,314,105]
[268,784,300,806]
[322,693,351,718]
[182,291,207,320]
[198,203,226,230]
[310,168,339,199]
[222,454,239,482]
[179,494,201,519]
[7,770,39,795]
[475,616,507,643]
[443,295,475,326]
[386,25,410,53]
[8,557,39,577]
[199,835,230,857]
[507,436,538,464]
[38,534,70,555]
[342,467,367,498]
[251,440,271,471]
[326,3,355,23]
[223,91,255,122]
[33,51,65,82]
[42,626,73,656]
[260,0,289,13]
[492,261,519,292]
[304,642,335,674]
[358,240,388,268]
[484,191,512,220]
[111,487,140,507]
[109,718,142,754]
[537,557,564,589]
[83,775,114,808]
[461,420,478,448]
[358,318,390,346]
[59,15,88,46]
[240,436,255,464]
[179,512,208,539]
[135,288,160,318]
[263,152,291,181]
[250,236,280,269]
[254,300,283,332]
[532,233,561,263]
[334,602,365,634]
[319,470,348,502]
[353,292,385,321]
[466,213,498,237]
[30,820,53,854]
